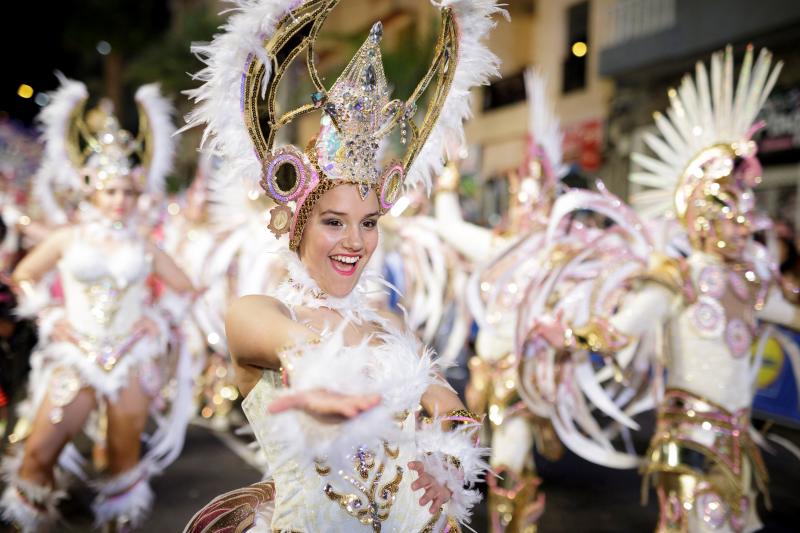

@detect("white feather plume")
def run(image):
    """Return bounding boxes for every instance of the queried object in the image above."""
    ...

[630,45,783,217]
[524,67,568,180]
[182,0,296,187]
[32,73,87,224]
[183,0,506,194]
[135,84,177,194]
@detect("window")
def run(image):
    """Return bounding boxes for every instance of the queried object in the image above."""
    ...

[562,1,589,94]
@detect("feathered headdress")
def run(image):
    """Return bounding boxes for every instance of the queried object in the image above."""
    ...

[184,0,506,250]
[630,45,782,221]
[32,74,177,224]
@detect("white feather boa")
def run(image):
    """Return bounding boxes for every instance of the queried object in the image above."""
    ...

[415,419,489,525]
[264,325,438,474]
[183,0,506,193]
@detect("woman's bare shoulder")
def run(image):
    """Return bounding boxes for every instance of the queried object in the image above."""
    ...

[375,308,407,332]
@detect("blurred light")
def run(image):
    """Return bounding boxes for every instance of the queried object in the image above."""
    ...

[389,196,410,217]
[207,332,220,345]
[19,215,31,226]
[247,189,260,201]
[571,41,588,58]
[167,202,181,216]
[96,41,112,55]
[17,85,34,99]
[457,145,469,159]
[34,93,50,107]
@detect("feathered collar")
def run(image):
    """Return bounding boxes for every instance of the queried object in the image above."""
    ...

[272,250,386,326]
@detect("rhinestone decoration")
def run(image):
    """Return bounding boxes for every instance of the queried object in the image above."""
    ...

[688,296,725,338]
[48,367,82,424]
[378,162,403,211]
[697,492,727,529]
[314,22,403,190]
[697,265,726,298]
[725,318,752,359]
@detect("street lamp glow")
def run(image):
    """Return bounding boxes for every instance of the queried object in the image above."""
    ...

[17,84,34,99]
[571,41,588,58]
[97,41,112,55]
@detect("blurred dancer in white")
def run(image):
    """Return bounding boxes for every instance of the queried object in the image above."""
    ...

[1,77,196,532]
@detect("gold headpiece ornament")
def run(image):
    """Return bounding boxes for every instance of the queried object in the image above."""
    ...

[185,0,505,250]
[630,45,782,224]
[32,74,177,223]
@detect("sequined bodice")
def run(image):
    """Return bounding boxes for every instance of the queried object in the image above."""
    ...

[667,253,762,410]
[242,363,433,532]
[58,229,151,337]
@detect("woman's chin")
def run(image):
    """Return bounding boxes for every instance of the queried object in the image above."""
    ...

[321,272,361,298]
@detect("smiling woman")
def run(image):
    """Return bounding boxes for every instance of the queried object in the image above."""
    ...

[299,184,380,296]
[181,0,506,531]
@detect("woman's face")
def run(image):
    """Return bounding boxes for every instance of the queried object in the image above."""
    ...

[93,177,139,222]
[299,184,380,298]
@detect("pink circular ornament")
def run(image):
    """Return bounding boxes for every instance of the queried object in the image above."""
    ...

[688,296,725,338]
[725,318,752,359]
[698,266,726,298]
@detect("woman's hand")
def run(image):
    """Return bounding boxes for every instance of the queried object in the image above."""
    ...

[408,460,452,514]
[267,389,380,422]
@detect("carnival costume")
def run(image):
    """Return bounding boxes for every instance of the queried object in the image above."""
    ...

[1,77,196,532]
[427,69,568,532]
[181,0,504,530]
[518,46,800,532]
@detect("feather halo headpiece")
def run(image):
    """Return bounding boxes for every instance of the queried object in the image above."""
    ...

[630,45,782,223]
[184,0,506,250]
[32,74,177,223]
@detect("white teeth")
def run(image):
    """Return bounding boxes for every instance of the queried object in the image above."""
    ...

[331,255,359,265]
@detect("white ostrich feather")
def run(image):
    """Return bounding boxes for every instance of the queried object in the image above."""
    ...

[135,84,177,194]
[182,0,297,187]
[524,67,568,180]
[630,46,783,216]
[32,73,88,224]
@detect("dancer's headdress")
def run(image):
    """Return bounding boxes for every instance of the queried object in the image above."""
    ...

[501,68,569,229]
[630,46,782,229]
[33,74,177,223]
[185,0,505,250]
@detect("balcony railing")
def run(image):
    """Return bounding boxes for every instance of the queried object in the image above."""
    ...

[600,0,676,48]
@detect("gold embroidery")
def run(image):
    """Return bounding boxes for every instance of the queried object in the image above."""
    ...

[318,444,404,531]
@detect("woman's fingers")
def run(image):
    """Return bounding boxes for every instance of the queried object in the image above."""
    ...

[267,390,380,419]
[267,393,305,414]
[411,472,434,491]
